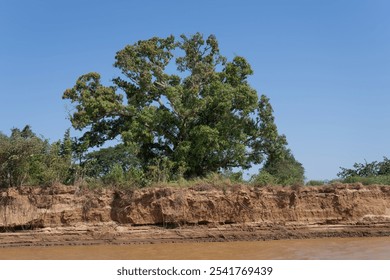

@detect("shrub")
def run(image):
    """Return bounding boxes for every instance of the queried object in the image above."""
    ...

[251,170,277,187]
[125,167,149,188]
[0,126,48,187]
[102,163,125,186]
[306,180,326,186]
[262,150,305,186]
[342,175,390,185]
[338,157,390,178]
[220,169,243,183]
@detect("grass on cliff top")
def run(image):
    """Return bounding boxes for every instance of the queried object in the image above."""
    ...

[75,172,308,192]
[68,171,390,191]
[340,175,390,186]
[76,172,254,191]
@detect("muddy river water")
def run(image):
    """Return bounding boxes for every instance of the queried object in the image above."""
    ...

[1,237,390,260]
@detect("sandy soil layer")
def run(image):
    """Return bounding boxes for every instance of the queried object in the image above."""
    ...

[1,222,390,248]
[1,183,390,247]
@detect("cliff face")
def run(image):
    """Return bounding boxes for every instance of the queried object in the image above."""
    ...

[0,185,113,229]
[1,184,390,230]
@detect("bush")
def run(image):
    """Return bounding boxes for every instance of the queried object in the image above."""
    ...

[262,150,305,186]
[147,157,173,183]
[83,144,139,179]
[220,170,243,183]
[251,171,277,187]
[0,127,77,188]
[338,157,390,178]
[342,175,390,185]
[125,167,149,188]
[306,180,326,186]
[102,163,125,186]
[0,126,48,187]
[99,164,149,189]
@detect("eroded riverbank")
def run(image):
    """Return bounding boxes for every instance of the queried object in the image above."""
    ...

[1,183,390,248]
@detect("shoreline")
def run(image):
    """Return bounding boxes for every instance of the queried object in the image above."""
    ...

[1,222,390,248]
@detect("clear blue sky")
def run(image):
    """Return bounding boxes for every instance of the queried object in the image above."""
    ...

[1,0,389,180]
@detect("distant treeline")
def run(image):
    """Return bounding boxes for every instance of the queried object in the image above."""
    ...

[1,125,388,188]
[337,158,390,185]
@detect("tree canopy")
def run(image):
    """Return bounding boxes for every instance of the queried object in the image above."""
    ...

[63,33,298,179]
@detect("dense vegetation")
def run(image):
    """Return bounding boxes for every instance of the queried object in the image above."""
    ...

[0,126,74,187]
[338,158,390,185]
[2,34,388,189]
[1,33,305,188]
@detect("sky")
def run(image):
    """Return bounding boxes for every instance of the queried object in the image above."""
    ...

[0,0,389,180]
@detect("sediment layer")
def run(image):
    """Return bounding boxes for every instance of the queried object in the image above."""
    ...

[1,183,390,247]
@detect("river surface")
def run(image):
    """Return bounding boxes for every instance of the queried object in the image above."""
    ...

[1,237,390,260]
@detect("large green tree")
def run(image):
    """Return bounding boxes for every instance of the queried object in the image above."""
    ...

[63,33,295,179]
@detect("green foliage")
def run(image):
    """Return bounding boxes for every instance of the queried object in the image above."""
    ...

[251,170,277,187]
[100,164,147,188]
[102,163,125,186]
[79,144,147,187]
[0,126,75,187]
[338,157,390,178]
[126,167,149,187]
[341,175,390,185]
[32,130,76,186]
[261,149,305,186]
[83,144,138,178]
[0,126,47,187]
[336,157,390,186]
[220,169,243,183]
[144,156,173,183]
[306,180,326,186]
[251,94,304,187]
[1,34,305,188]
[63,33,295,179]
[257,95,288,161]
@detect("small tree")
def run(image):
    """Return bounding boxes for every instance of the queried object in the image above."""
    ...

[262,149,305,186]
[0,126,46,187]
[0,126,77,187]
[254,95,304,186]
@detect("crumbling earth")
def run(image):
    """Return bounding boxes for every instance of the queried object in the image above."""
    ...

[1,183,390,247]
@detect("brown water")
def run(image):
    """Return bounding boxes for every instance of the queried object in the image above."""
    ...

[1,237,390,260]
